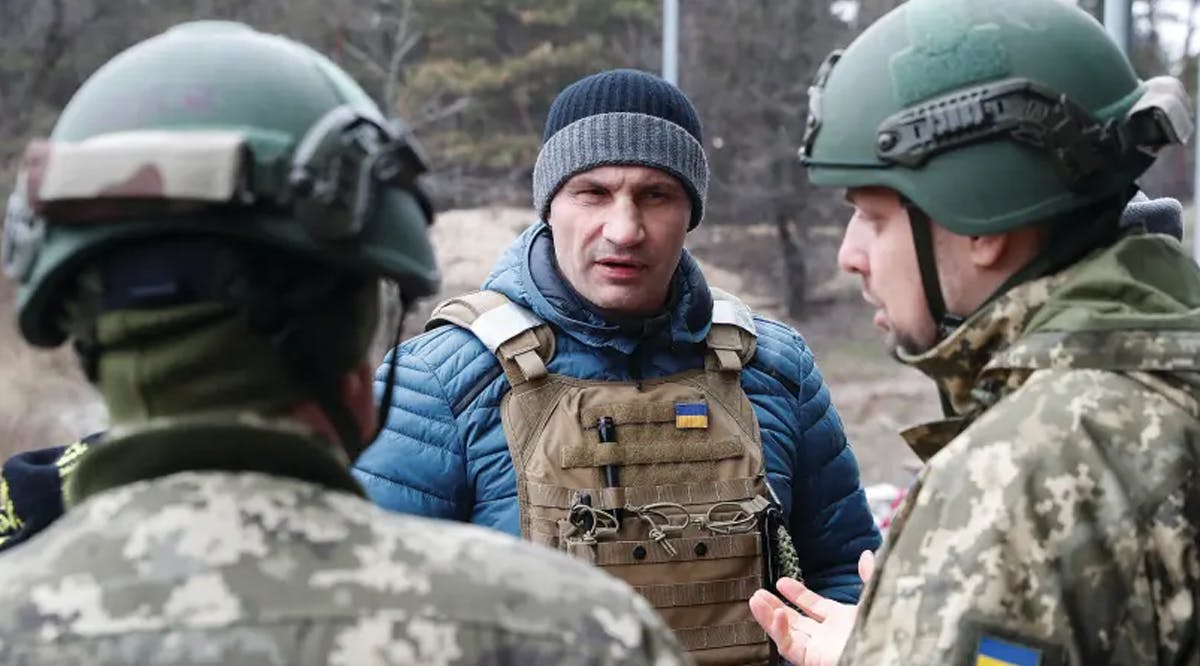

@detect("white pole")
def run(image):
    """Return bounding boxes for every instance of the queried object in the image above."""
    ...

[1193,53,1200,260]
[1104,0,1131,55]
[663,0,679,85]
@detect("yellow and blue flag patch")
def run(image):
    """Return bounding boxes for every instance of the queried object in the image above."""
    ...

[976,635,1042,666]
[675,401,708,429]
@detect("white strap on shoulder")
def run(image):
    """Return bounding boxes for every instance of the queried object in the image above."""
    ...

[707,288,758,373]
[471,301,545,353]
[712,295,756,337]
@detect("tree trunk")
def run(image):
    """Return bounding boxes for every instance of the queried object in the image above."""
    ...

[776,213,807,320]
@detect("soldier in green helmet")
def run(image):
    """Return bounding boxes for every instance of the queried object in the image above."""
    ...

[748,0,1200,664]
[0,22,686,665]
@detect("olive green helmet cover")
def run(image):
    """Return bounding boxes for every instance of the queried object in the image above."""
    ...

[4,21,440,348]
[801,0,1192,235]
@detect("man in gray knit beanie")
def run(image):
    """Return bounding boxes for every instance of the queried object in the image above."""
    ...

[533,68,709,231]
[529,68,712,314]
[357,68,880,665]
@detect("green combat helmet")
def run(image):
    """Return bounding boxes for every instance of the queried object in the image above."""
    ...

[3,21,440,453]
[800,0,1192,335]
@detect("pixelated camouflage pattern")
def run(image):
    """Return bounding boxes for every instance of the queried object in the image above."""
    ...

[0,477,21,550]
[0,421,688,666]
[843,234,1200,665]
[895,269,1073,443]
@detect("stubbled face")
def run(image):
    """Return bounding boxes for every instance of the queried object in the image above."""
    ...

[837,186,939,354]
[547,165,691,315]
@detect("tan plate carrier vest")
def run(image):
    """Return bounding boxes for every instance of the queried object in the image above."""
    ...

[428,288,785,665]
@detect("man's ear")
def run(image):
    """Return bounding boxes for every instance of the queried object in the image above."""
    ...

[969,225,1043,270]
[967,232,1009,270]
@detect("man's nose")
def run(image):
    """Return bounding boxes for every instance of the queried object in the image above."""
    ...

[837,217,868,277]
[602,196,645,248]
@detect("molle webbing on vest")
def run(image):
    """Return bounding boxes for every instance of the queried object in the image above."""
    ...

[634,575,764,608]
[568,533,762,566]
[579,401,702,428]
[425,289,779,665]
[560,437,745,468]
[676,621,769,652]
[526,477,762,510]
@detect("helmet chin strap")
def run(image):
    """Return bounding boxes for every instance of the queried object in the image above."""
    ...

[903,201,963,418]
[903,202,965,341]
[900,193,1128,420]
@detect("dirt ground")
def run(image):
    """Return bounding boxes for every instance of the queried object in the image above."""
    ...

[0,288,107,456]
[0,206,934,485]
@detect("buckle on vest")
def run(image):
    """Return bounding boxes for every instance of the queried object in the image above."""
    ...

[568,494,619,543]
[627,502,689,557]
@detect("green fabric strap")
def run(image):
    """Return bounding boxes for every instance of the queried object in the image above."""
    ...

[94,302,309,423]
[67,417,364,507]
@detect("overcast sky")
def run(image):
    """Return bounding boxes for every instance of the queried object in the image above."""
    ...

[1143,0,1195,66]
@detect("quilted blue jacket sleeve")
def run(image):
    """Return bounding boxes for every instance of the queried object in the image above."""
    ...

[748,319,882,604]
[352,327,473,521]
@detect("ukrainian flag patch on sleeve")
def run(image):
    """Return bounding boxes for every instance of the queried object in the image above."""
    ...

[975,635,1043,666]
[675,401,708,429]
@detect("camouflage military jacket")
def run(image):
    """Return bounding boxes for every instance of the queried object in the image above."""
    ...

[842,234,1200,665]
[0,416,688,665]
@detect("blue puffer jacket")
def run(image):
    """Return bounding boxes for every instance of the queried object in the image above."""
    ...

[354,222,881,603]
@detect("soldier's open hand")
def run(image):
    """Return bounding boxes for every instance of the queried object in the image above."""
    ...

[749,550,874,666]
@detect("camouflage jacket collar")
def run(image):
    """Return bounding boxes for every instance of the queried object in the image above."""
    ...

[896,234,1200,460]
[897,271,1073,432]
[895,267,1082,459]
[67,414,364,507]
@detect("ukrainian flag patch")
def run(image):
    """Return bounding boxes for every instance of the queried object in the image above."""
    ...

[675,401,708,429]
[975,635,1042,666]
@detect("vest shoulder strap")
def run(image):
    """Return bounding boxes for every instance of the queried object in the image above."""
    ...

[426,287,757,378]
[426,291,555,386]
[707,287,757,372]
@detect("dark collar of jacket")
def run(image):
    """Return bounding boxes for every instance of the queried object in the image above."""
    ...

[66,414,364,508]
[0,432,101,552]
[484,222,714,356]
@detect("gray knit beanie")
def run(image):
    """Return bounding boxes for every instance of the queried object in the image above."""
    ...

[533,69,709,229]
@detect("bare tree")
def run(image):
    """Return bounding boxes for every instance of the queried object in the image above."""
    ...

[1179,0,1200,72]
[343,0,431,115]
[683,1,850,318]
[0,0,117,178]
